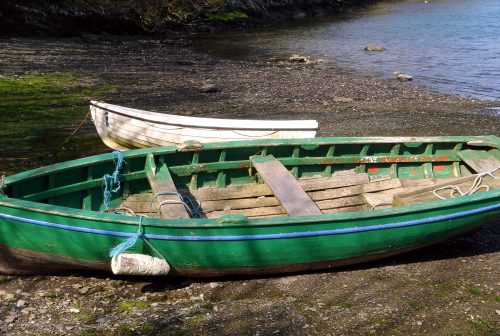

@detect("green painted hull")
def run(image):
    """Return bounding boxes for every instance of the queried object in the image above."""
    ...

[1,136,500,277]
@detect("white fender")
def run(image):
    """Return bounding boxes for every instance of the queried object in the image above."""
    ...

[111,252,170,276]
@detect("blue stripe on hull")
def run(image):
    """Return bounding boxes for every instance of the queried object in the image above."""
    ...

[0,202,498,241]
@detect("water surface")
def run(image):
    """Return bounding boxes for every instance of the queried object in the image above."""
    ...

[192,0,500,100]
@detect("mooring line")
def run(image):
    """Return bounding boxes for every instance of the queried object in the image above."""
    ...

[0,110,91,162]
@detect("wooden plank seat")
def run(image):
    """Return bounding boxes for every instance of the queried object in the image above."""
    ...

[144,153,190,219]
[250,155,322,217]
[458,150,500,173]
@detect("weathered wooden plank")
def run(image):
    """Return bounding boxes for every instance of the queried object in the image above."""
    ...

[363,193,394,210]
[177,173,370,202]
[377,178,476,195]
[301,174,370,191]
[458,150,500,173]
[145,153,190,219]
[315,195,365,210]
[203,195,366,218]
[307,178,402,201]
[179,184,271,202]
[205,206,286,219]
[202,196,280,211]
[120,200,154,213]
[122,193,365,213]
[122,193,155,202]
[392,174,500,207]
[322,205,367,214]
[250,155,322,216]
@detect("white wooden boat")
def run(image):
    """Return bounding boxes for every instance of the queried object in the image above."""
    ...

[90,101,318,150]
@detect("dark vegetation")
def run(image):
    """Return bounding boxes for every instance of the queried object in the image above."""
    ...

[0,0,378,37]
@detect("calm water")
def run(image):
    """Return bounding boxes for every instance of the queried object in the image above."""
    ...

[192,0,500,100]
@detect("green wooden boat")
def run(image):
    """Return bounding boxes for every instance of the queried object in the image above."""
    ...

[2,136,500,277]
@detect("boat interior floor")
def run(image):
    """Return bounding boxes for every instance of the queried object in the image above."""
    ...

[116,153,500,219]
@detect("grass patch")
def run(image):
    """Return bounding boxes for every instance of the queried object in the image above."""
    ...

[409,301,420,307]
[468,288,482,296]
[0,73,113,158]
[468,318,490,332]
[76,311,95,322]
[117,301,151,311]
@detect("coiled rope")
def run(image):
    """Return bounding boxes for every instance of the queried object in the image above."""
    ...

[433,169,500,200]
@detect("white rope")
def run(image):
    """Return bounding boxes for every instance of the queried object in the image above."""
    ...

[371,203,393,210]
[156,199,194,217]
[433,168,500,200]
[112,207,137,216]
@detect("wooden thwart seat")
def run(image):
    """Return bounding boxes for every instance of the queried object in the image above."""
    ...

[145,153,190,219]
[250,155,322,216]
[458,150,500,173]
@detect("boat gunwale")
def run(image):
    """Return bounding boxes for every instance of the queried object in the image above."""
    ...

[4,135,496,184]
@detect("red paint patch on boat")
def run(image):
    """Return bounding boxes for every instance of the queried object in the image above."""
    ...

[433,165,446,171]
[368,167,379,173]
[411,169,418,175]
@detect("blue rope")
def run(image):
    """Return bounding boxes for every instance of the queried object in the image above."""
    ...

[102,151,125,210]
[109,216,166,260]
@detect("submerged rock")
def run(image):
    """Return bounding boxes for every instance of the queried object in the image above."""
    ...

[364,45,386,51]
[394,71,413,81]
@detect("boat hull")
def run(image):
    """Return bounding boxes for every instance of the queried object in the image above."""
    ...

[2,136,500,277]
[90,101,318,150]
[0,235,463,276]
[0,193,498,276]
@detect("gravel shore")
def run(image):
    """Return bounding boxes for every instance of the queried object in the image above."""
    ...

[1,35,500,336]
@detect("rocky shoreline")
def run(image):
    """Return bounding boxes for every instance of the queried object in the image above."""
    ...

[1,35,500,335]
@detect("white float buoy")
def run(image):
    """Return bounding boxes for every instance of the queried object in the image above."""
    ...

[111,252,170,276]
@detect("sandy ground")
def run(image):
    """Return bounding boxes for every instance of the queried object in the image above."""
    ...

[1,35,500,335]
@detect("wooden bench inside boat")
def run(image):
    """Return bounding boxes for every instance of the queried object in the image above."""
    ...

[145,153,190,219]
[458,150,500,174]
[250,155,322,216]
